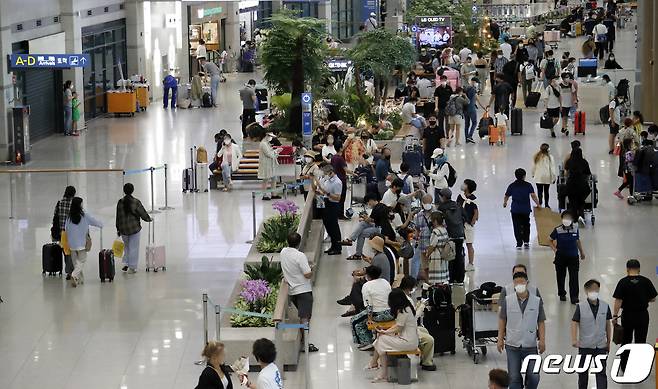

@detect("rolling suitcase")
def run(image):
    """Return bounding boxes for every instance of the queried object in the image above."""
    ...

[574,111,586,135]
[202,93,213,108]
[422,285,456,355]
[525,91,541,108]
[510,108,523,135]
[145,220,166,272]
[42,243,63,276]
[98,230,116,282]
[196,163,209,192]
[478,112,494,139]
[183,147,197,192]
[488,125,505,145]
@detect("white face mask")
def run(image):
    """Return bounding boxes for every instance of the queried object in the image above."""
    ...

[461,184,467,192]
[562,219,573,227]
[305,157,313,163]
[224,140,231,145]
[587,291,599,301]
[514,284,527,294]
[441,81,447,86]
[385,181,392,187]
[422,203,432,211]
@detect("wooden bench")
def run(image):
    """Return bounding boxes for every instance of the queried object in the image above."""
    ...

[385,348,421,385]
[367,320,395,331]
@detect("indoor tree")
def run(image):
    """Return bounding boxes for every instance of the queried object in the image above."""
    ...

[260,11,328,136]
[348,29,416,103]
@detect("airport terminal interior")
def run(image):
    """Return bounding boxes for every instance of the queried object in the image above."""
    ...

[0,0,657,388]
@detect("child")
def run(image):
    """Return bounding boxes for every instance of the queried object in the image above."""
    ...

[71,92,81,136]
[457,179,479,272]
[425,211,451,284]
[494,111,508,133]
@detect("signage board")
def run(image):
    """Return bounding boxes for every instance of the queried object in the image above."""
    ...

[10,54,90,69]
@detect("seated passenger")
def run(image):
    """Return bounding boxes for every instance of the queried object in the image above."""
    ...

[350,265,393,351]
[399,276,436,371]
[367,288,419,382]
[216,134,242,192]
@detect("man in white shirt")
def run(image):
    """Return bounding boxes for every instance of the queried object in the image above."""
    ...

[500,39,513,60]
[364,12,378,32]
[381,177,419,209]
[244,338,283,389]
[280,232,318,352]
[459,47,473,63]
[196,39,207,61]
[592,23,608,61]
[417,77,433,99]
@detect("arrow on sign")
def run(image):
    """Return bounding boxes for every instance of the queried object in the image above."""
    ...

[80,57,87,65]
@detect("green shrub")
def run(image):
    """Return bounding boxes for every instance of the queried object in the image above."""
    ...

[245,256,283,286]
[256,214,300,253]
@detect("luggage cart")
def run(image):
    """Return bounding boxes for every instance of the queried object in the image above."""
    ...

[459,297,499,364]
[627,172,654,205]
[349,174,367,208]
[557,166,597,225]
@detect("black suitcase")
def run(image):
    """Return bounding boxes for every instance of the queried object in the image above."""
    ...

[423,304,456,354]
[99,249,115,282]
[525,91,541,108]
[402,151,424,176]
[42,243,63,276]
[202,93,213,108]
[183,147,197,192]
[510,108,523,135]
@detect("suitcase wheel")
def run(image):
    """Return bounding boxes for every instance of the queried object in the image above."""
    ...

[153,269,158,273]
[146,268,150,272]
[162,267,166,271]
[100,279,105,283]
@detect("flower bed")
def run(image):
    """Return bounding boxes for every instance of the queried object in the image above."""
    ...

[256,200,300,253]
[230,279,279,328]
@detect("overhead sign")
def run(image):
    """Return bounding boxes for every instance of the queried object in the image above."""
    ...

[10,54,90,69]
[327,58,352,71]
[417,16,451,25]
[301,92,312,137]
[203,6,223,17]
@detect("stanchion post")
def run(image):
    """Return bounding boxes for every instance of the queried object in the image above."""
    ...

[159,163,174,210]
[194,293,209,365]
[246,191,256,243]
[148,167,161,214]
[9,174,14,219]
[122,171,125,188]
[274,323,285,381]
[215,304,221,341]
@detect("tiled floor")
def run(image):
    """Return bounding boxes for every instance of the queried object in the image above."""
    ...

[0,15,655,389]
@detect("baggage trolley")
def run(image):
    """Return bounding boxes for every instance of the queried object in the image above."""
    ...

[350,174,367,208]
[557,166,597,225]
[627,172,654,205]
[459,296,499,364]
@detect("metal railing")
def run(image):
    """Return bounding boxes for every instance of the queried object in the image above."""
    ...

[0,164,174,219]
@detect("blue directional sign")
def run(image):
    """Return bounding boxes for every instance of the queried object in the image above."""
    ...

[301,92,312,137]
[10,54,91,69]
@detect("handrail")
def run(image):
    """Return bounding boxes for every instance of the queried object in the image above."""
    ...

[0,168,123,173]
[272,282,290,323]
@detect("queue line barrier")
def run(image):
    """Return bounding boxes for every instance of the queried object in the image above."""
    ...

[247,186,289,243]
[197,292,311,389]
[0,164,174,219]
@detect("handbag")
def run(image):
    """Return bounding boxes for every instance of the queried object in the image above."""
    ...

[612,322,624,345]
[112,239,125,258]
[84,233,92,252]
[613,142,621,156]
[60,231,71,256]
[398,240,414,259]
[540,112,554,129]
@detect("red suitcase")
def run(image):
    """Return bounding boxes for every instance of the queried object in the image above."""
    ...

[574,111,586,135]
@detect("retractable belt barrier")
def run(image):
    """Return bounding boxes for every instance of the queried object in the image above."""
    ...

[247,186,289,243]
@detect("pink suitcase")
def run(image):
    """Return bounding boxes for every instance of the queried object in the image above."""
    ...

[145,220,166,272]
[436,67,461,90]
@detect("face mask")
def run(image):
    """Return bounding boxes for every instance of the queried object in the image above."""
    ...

[429,121,437,126]
[265,136,272,142]
[327,140,334,145]
[423,203,432,211]
[224,140,231,145]
[514,284,527,294]
[461,184,467,192]
[385,181,391,187]
[562,219,573,227]
[587,291,599,301]
[441,81,447,86]
[610,56,615,61]
[497,55,502,59]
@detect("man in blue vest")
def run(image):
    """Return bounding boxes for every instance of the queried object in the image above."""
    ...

[497,272,546,389]
[549,210,586,304]
[571,279,612,389]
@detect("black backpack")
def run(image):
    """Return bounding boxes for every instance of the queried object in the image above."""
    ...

[616,79,630,99]
[202,93,213,108]
[545,58,557,79]
[446,162,457,187]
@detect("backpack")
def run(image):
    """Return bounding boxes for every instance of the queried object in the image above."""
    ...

[445,96,459,116]
[616,79,630,99]
[445,162,457,187]
[544,58,557,79]
[430,229,456,261]
[202,93,213,108]
[401,174,412,194]
[196,147,209,163]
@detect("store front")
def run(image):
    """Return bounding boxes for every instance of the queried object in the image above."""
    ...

[332,0,356,40]
[82,19,128,118]
[188,4,228,77]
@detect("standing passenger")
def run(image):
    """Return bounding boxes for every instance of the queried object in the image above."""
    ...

[116,183,152,274]
[53,186,76,279]
[503,168,540,249]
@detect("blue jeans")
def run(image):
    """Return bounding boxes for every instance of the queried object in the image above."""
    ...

[410,117,424,130]
[506,345,540,389]
[410,247,421,279]
[210,75,220,105]
[121,231,141,270]
[221,161,232,186]
[464,108,477,140]
[163,86,177,109]
[64,106,72,134]
[350,221,380,256]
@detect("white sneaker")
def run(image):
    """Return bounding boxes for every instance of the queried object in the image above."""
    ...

[465,264,475,272]
[128,268,137,274]
[578,216,585,225]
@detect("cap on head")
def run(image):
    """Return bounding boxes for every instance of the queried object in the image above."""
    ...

[431,148,444,159]
[368,235,385,252]
[439,188,452,199]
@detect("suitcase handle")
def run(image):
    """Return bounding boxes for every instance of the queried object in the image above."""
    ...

[148,217,155,244]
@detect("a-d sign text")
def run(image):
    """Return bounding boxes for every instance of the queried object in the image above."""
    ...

[520,344,655,384]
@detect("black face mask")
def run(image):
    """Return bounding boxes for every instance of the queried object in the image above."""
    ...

[429,121,437,126]
[385,155,391,160]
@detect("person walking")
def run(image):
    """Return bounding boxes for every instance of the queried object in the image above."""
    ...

[429,148,450,203]
[199,58,221,106]
[498,264,543,303]
[63,80,74,136]
[53,186,76,279]
[603,12,616,53]
[612,259,657,371]
[257,131,280,200]
[422,116,446,169]
[544,76,562,138]
[487,73,513,117]
[571,279,612,389]
[240,79,258,138]
[195,341,234,389]
[464,77,482,144]
[242,338,283,389]
[315,165,343,255]
[558,73,577,135]
[607,94,624,154]
[503,168,541,249]
[216,134,243,192]
[497,271,546,389]
[474,53,489,94]
[531,143,557,208]
[437,188,466,284]
[280,232,318,353]
[457,179,478,272]
[116,183,152,274]
[549,211,586,304]
[564,148,591,224]
[445,88,469,146]
[434,74,453,131]
[539,50,560,88]
[521,60,537,104]
[64,197,103,287]
[592,20,608,61]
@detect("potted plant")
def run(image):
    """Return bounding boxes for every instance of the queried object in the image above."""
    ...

[256,200,300,253]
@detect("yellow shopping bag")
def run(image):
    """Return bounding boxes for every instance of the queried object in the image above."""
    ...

[112,239,125,258]
[60,231,71,256]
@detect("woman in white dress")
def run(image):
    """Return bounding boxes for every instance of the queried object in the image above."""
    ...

[257,131,280,200]
[367,289,419,383]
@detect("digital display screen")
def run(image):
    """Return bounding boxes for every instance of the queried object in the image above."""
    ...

[579,58,598,67]
[416,27,452,49]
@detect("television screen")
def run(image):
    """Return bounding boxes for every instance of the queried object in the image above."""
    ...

[579,58,598,67]
[416,27,452,49]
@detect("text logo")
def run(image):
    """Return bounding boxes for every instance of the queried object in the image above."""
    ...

[610,344,655,384]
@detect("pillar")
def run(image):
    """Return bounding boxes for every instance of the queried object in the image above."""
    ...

[224,1,241,73]
[60,0,85,130]
[384,0,404,32]
[125,0,146,77]
[637,0,656,123]
[318,0,332,34]
[0,4,14,159]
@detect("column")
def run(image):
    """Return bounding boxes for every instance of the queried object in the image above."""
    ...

[224,0,241,72]
[637,0,656,122]
[0,2,14,159]
[125,0,146,77]
[318,0,332,34]
[60,0,85,130]
[384,0,404,32]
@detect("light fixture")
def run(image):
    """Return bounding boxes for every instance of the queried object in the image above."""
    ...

[198,8,204,19]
